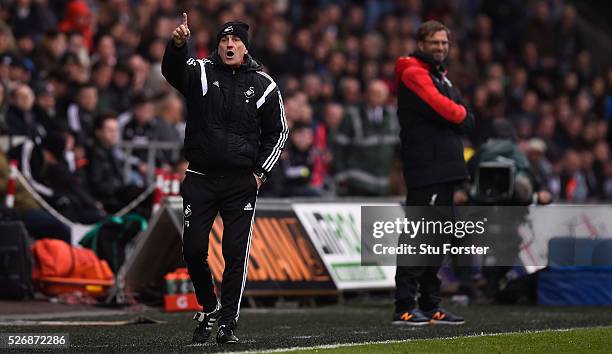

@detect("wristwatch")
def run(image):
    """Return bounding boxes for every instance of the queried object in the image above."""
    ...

[254,172,267,183]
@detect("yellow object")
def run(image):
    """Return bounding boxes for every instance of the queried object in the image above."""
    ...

[85,285,103,293]
[464,147,475,162]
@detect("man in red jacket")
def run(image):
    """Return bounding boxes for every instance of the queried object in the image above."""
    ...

[393,20,474,326]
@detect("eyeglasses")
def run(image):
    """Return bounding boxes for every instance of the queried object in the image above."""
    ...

[424,40,449,46]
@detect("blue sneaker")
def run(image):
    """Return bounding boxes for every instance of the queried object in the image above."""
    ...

[392,309,430,326]
[423,308,465,325]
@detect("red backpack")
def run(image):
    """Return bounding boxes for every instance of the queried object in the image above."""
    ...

[31,239,114,297]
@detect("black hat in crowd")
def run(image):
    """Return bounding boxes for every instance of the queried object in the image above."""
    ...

[61,52,80,66]
[132,93,154,106]
[491,118,518,141]
[292,121,311,132]
[41,132,66,159]
[216,21,250,50]
[1,54,28,71]
[33,81,55,97]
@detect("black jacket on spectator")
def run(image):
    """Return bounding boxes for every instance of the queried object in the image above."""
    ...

[87,138,125,203]
[395,51,474,189]
[161,40,288,179]
[40,160,104,224]
[87,138,149,215]
[33,104,65,134]
[9,3,56,38]
[282,144,319,197]
[6,105,44,139]
[67,103,96,146]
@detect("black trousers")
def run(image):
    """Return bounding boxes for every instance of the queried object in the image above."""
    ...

[181,170,258,327]
[394,182,456,312]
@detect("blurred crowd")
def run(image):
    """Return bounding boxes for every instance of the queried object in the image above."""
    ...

[0,0,611,228]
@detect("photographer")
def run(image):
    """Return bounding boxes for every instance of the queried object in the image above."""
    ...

[458,118,552,300]
[464,118,552,206]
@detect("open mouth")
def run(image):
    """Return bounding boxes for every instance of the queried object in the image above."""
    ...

[226,50,235,58]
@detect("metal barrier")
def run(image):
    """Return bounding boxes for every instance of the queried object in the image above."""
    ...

[117,141,182,184]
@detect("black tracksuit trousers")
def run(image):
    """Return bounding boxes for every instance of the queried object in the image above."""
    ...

[394,182,456,312]
[180,170,258,327]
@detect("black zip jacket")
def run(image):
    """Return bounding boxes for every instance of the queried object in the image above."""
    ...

[162,40,288,178]
[395,51,474,189]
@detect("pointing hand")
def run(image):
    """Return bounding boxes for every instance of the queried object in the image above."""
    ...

[172,12,191,47]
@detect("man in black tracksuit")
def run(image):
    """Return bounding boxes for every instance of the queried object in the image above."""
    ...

[162,14,287,344]
[393,20,474,325]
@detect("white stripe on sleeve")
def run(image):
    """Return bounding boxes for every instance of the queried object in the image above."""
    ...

[262,91,288,171]
[256,81,277,109]
[256,71,277,109]
[67,104,81,132]
[196,59,208,96]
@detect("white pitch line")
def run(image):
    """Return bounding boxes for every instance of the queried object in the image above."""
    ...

[223,325,612,354]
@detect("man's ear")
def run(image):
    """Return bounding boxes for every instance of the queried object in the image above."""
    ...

[245,48,248,55]
[417,41,424,52]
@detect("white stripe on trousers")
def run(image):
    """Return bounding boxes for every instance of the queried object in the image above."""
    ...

[234,190,258,323]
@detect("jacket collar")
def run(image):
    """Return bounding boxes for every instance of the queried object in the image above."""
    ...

[209,51,263,72]
[413,51,447,77]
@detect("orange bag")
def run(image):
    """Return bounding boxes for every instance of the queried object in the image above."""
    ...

[31,239,114,297]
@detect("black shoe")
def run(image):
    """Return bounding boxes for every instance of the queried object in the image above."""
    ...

[216,325,239,344]
[392,309,430,326]
[192,305,220,343]
[423,308,465,325]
